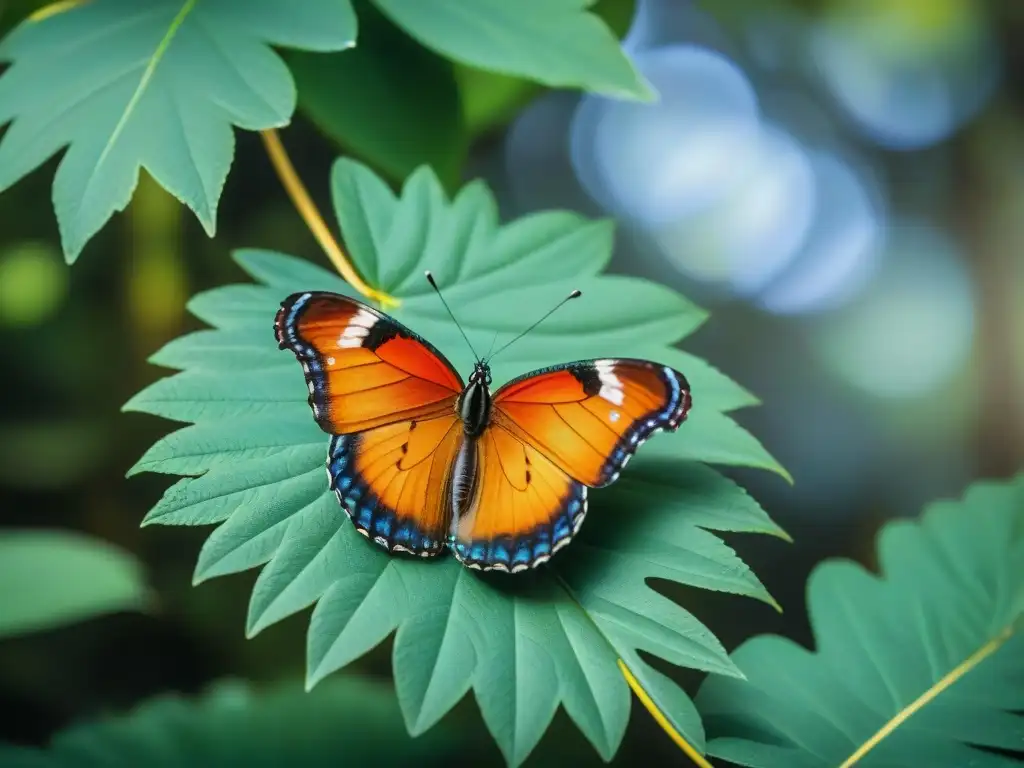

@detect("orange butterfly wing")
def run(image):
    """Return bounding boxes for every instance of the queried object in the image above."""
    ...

[274,291,463,434]
[492,359,691,487]
[328,416,462,555]
[450,359,690,572]
[275,291,465,556]
[449,426,587,572]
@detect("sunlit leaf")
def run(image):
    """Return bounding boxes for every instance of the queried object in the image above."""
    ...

[127,159,787,765]
[697,475,1024,768]
[0,529,149,637]
[0,0,356,261]
[371,0,651,100]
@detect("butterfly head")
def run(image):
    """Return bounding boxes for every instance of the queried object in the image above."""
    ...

[469,361,492,387]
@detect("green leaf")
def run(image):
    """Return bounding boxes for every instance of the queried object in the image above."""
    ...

[642,411,792,483]
[289,1,467,189]
[454,64,539,138]
[128,160,786,765]
[696,475,1024,768]
[0,676,462,767]
[0,529,149,637]
[370,0,652,101]
[0,0,356,262]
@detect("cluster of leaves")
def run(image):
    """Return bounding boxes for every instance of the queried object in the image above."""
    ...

[124,156,790,765]
[0,0,649,262]
[0,528,468,767]
[6,3,1019,766]
[697,475,1024,768]
[0,676,461,768]
[1,473,1020,766]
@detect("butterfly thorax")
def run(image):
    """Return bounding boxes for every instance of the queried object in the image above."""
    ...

[459,362,492,438]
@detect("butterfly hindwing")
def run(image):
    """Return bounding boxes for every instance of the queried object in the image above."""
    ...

[492,359,691,488]
[328,414,463,557]
[450,426,587,572]
[275,291,464,434]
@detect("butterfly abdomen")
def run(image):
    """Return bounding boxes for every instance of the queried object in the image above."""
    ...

[449,439,479,529]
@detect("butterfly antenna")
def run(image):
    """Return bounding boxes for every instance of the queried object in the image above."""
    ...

[487,331,503,360]
[424,271,481,361]
[486,289,582,363]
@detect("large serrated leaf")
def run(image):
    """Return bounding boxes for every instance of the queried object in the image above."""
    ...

[0,0,356,262]
[696,475,1024,768]
[129,158,788,765]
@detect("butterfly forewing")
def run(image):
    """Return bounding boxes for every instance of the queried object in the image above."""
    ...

[491,359,691,488]
[274,291,464,434]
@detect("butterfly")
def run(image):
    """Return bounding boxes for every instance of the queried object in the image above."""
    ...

[274,273,691,573]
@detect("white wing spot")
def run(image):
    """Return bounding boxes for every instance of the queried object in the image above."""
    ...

[609,410,620,422]
[595,359,624,405]
[337,309,376,349]
[326,356,336,366]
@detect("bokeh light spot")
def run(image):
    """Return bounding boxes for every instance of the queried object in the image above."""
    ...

[652,125,816,292]
[810,4,998,150]
[810,224,974,398]
[758,152,884,315]
[0,242,69,327]
[570,45,760,227]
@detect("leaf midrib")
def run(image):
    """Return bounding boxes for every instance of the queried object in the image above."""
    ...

[80,0,197,207]
[838,622,1017,767]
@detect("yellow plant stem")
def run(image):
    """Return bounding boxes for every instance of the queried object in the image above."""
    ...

[259,129,399,309]
[618,660,715,768]
[839,623,1015,767]
[28,0,86,22]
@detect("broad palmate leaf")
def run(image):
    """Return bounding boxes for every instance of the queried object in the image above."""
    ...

[0,0,644,262]
[0,0,357,262]
[0,529,149,638]
[126,159,788,766]
[697,475,1024,768]
[0,676,460,768]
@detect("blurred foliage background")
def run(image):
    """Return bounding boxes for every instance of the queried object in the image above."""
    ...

[1,0,1022,764]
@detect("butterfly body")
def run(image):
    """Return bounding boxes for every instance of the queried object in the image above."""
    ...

[458,362,493,438]
[274,290,691,574]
